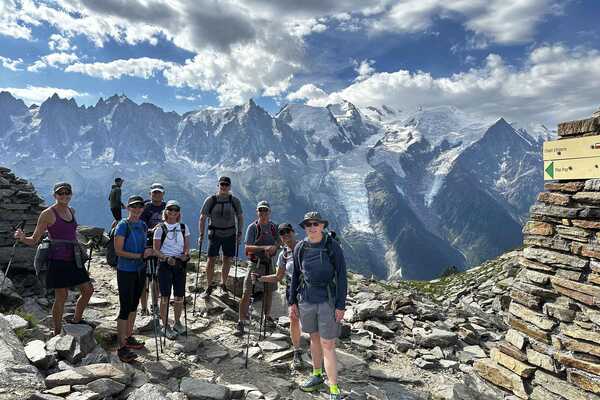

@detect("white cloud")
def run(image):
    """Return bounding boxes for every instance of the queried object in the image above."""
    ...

[307,44,600,127]
[0,85,87,104]
[0,0,35,40]
[175,94,201,101]
[66,57,174,80]
[354,59,375,82]
[286,84,328,102]
[28,52,79,72]
[0,56,24,71]
[48,34,76,51]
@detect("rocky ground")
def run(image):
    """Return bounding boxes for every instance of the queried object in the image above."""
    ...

[0,249,522,400]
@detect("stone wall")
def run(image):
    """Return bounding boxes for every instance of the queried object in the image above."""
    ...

[475,112,600,399]
[0,166,45,292]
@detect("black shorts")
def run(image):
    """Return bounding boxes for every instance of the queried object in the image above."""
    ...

[117,269,146,320]
[46,259,90,289]
[111,207,122,221]
[207,234,236,257]
[158,261,186,298]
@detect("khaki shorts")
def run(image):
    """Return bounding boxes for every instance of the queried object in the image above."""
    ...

[299,301,340,340]
[243,259,276,294]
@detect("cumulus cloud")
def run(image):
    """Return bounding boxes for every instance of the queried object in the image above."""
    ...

[48,34,76,51]
[66,57,174,80]
[27,52,79,72]
[0,56,24,71]
[286,84,328,102]
[354,59,375,82]
[0,85,87,104]
[306,44,600,127]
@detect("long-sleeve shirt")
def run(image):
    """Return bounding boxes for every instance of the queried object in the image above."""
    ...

[108,185,123,209]
[289,235,347,310]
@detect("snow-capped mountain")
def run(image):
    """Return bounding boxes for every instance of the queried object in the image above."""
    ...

[0,91,547,279]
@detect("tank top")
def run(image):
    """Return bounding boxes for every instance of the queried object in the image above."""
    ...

[47,207,77,261]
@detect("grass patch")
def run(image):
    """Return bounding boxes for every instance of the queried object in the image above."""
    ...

[14,310,38,328]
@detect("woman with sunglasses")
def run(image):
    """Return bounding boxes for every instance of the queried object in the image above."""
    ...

[153,200,190,339]
[14,182,94,336]
[258,222,303,369]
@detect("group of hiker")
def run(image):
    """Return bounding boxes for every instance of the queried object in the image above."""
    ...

[14,176,348,400]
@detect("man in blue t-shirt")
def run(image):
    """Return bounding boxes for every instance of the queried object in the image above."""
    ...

[139,182,166,315]
[114,195,155,363]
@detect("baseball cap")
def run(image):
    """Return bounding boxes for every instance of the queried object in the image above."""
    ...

[127,195,145,207]
[150,183,164,193]
[218,176,231,184]
[166,200,180,209]
[53,182,72,193]
[256,200,270,210]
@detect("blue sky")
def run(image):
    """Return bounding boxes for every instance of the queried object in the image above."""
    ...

[1,0,599,128]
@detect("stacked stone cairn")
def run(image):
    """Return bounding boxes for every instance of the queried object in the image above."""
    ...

[0,166,45,308]
[475,110,600,399]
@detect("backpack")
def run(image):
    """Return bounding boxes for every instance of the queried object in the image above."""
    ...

[207,195,239,232]
[246,220,277,262]
[106,221,131,267]
[295,231,339,305]
[157,223,186,248]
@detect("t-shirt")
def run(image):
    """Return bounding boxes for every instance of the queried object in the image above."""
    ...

[141,201,166,230]
[200,194,242,238]
[115,219,147,272]
[276,245,294,282]
[153,222,190,257]
[245,221,280,261]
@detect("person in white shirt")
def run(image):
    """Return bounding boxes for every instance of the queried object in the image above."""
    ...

[153,200,190,339]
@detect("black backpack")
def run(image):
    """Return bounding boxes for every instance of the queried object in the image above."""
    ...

[207,195,239,216]
[295,232,339,304]
[157,223,186,248]
[106,221,145,267]
[246,220,278,262]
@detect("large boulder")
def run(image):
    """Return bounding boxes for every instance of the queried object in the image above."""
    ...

[45,363,131,388]
[0,316,45,399]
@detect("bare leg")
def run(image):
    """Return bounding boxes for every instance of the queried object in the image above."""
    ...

[52,288,68,335]
[221,256,231,286]
[140,285,148,311]
[309,332,323,370]
[127,311,137,338]
[73,282,94,322]
[206,257,216,288]
[174,297,183,323]
[290,315,301,348]
[117,318,129,347]
[239,291,251,321]
[321,338,338,385]
[264,282,273,317]
[160,296,169,326]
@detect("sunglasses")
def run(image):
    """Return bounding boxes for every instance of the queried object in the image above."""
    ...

[55,190,72,196]
[258,208,269,212]
[304,221,321,227]
[279,229,292,235]
[167,207,180,212]
[219,182,231,187]
[129,204,144,209]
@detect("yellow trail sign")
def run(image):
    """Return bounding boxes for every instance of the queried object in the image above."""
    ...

[544,136,600,161]
[544,158,600,180]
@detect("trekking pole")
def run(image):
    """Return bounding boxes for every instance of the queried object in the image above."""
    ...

[245,280,256,369]
[234,220,239,301]
[183,260,188,339]
[148,258,160,361]
[1,221,26,293]
[193,236,203,315]
[258,260,266,341]
[86,240,93,273]
[163,292,170,349]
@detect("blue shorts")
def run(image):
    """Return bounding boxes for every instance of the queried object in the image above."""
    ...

[158,261,186,298]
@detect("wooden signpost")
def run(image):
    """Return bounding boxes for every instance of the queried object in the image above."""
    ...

[543,135,600,180]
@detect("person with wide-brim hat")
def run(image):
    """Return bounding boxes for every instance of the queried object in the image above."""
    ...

[14,182,95,336]
[289,211,347,400]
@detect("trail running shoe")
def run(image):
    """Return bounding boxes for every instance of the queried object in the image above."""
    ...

[330,393,341,400]
[200,285,214,299]
[140,308,150,316]
[292,349,304,370]
[234,320,245,337]
[173,321,186,335]
[125,336,145,350]
[300,374,324,392]
[117,346,138,363]
[163,325,178,340]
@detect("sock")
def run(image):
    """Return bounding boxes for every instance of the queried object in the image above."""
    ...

[330,384,340,394]
[312,368,322,377]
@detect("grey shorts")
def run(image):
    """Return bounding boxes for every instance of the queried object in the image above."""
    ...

[299,301,340,340]
[243,259,276,294]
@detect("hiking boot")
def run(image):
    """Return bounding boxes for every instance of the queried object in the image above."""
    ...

[163,325,178,340]
[117,346,138,363]
[263,316,276,330]
[200,285,214,299]
[300,374,324,392]
[219,283,229,296]
[329,393,341,400]
[173,321,186,335]
[234,320,245,337]
[292,349,304,369]
[125,336,145,350]
[140,308,150,317]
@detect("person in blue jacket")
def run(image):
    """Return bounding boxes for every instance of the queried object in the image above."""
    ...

[289,211,347,400]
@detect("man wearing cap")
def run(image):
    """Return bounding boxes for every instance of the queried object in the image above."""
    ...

[139,183,166,315]
[198,176,243,298]
[235,200,280,336]
[109,178,125,222]
[15,182,94,336]
[289,211,347,400]
[114,195,155,362]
